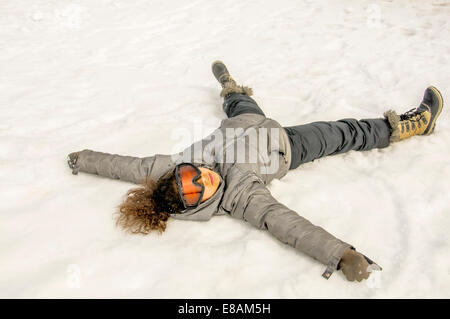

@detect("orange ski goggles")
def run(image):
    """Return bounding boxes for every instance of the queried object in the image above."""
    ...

[175,163,205,209]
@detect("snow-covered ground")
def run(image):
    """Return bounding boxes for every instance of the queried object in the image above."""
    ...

[1,0,449,298]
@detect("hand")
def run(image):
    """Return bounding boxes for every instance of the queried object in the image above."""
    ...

[67,151,80,174]
[339,248,378,282]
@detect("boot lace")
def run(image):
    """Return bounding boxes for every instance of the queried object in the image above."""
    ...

[400,108,424,122]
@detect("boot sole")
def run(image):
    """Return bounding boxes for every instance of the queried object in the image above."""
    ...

[211,60,233,87]
[211,60,224,67]
[211,60,227,76]
[425,86,444,135]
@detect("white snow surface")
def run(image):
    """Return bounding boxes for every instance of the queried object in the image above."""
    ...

[1,0,450,298]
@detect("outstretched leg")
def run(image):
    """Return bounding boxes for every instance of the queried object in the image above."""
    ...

[223,93,265,118]
[212,61,265,118]
[285,86,444,170]
[285,118,390,169]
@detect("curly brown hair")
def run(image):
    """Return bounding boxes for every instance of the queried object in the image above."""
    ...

[116,170,184,235]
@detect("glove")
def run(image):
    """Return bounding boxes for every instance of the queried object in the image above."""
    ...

[67,151,80,175]
[339,248,381,282]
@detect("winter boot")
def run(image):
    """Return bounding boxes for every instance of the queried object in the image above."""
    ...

[211,60,253,98]
[384,86,443,142]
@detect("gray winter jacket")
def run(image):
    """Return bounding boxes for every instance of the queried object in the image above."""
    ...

[72,113,351,278]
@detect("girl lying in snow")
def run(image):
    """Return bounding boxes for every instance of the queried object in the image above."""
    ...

[67,61,443,282]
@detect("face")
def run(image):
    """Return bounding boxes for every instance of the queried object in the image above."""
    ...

[197,167,221,202]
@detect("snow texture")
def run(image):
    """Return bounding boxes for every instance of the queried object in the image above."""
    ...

[1,0,450,298]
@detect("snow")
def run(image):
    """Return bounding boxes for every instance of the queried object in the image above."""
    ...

[1,0,450,298]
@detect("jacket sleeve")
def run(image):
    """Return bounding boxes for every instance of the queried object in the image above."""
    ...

[72,149,176,184]
[70,128,220,185]
[229,177,352,278]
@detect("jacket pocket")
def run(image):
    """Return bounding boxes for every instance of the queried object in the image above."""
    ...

[220,168,262,216]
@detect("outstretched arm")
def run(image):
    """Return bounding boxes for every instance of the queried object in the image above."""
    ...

[67,149,176,184]
[226,174,376,280]
[67,126,226,184]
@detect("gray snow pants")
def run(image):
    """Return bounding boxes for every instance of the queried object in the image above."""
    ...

[223,93,391,170]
